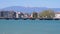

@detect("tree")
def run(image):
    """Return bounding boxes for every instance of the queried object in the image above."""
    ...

[39,9,55,18]
[32,12,38,18]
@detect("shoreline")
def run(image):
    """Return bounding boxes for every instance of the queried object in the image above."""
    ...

[0,18,60,20]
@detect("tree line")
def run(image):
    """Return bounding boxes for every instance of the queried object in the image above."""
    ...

[32,9,55,18]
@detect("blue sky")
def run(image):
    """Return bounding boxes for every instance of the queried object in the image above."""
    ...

[0,0,60,9]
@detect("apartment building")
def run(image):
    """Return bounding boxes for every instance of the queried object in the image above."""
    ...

[0,11,16,18]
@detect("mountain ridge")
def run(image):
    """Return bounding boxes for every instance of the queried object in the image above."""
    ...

[0,6,60,13]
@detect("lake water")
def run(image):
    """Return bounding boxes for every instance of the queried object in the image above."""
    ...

[0,20,60,34]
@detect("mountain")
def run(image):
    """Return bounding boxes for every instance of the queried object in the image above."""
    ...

[0,6,48,13]
[51,8,60,12]
[0,6,60,13]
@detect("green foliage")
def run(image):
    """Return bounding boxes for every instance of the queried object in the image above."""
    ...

[32,12,38,18]
[39,9,55,18]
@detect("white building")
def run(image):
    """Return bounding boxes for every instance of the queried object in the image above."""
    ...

[24,13,28,18]
[16,12,21,18]
[54,12,60,18]
[16,12,24,18]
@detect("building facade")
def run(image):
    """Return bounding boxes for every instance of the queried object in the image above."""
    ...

[0,11,16,18]
[54,12,60,18]
[16,12,24,18]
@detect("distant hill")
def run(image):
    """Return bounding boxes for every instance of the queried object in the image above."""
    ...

[51,8,60,12]
[0,6,48,13]
[0,6,60,13]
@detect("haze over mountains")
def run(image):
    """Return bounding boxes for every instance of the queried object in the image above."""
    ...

[0,6,60,13]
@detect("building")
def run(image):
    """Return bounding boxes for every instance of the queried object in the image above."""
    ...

[0,11,16,18]
[54,12,60,19]
[16,12,20,18]
[23,13,29,18]
[16,12,24,18]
